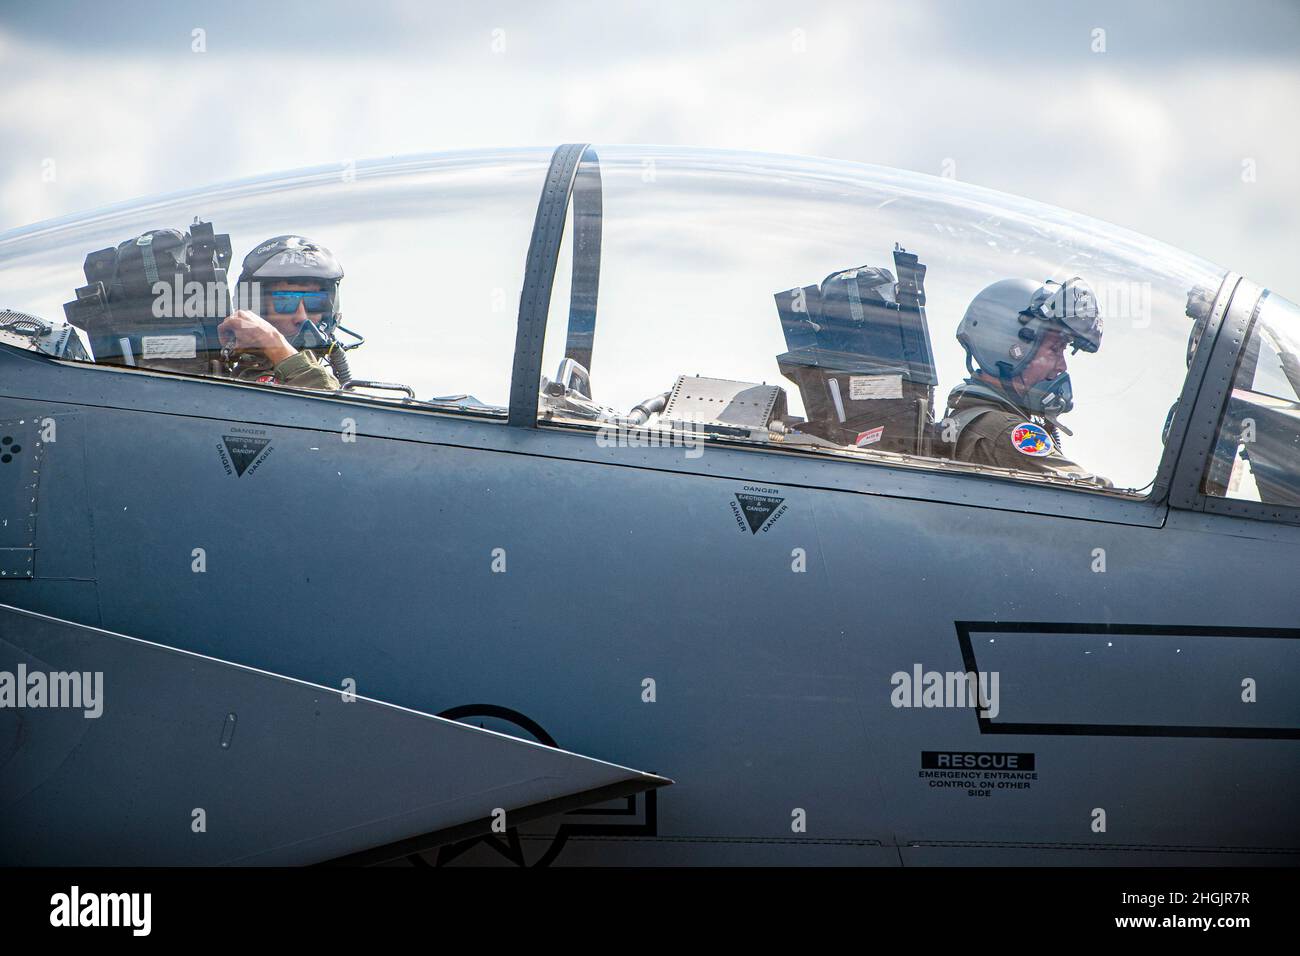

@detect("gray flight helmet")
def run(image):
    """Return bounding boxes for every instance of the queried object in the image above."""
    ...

[239,235,344,336]
[956,276,1102,379]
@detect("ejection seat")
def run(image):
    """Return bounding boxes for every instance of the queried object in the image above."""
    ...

[773,245,938,455]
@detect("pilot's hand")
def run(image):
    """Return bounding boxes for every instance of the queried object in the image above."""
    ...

[218,310,295,365]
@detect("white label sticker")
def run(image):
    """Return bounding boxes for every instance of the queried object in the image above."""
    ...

[141,334,197,360]
[849,374,903,400]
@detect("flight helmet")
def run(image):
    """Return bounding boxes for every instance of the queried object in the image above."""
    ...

[955,276,1102,416]
[238,235,344,348]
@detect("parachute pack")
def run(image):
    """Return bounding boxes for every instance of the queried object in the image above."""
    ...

[773,245,938,455]
[63,219,234,375]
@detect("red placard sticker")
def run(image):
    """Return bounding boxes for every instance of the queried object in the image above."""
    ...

[855,426,884,447]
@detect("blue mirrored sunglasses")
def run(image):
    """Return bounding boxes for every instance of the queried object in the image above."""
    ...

[267,290,333,314]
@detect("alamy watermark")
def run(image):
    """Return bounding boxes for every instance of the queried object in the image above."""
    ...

[595,422,705,459]
[50,886,150,936]
[151,279,261,318]
[890,663,999,719]
[0,665,103,718]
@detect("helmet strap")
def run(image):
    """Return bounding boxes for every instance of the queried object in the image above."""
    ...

[995,361,1021,402]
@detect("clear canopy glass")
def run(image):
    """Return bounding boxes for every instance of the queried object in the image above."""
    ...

[0,148,553,409]
[1205,291,1300,505]
[0,144,1241,495]
[540,146,1228,492]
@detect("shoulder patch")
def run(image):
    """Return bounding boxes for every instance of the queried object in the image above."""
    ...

[1010,421,1055,457]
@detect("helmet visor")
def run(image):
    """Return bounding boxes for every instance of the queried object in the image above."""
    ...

[1025,277,1102,353]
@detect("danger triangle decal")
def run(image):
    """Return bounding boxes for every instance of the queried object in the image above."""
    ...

[222,436,271,477]
[734,493,784,534]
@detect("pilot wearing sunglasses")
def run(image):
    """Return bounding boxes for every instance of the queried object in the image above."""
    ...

[219,235,345,389]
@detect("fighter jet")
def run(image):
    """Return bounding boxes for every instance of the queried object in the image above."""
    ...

[0,144,1295,866]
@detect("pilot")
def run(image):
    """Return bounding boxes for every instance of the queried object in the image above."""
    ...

[218,235,345,389]
[942,276,1110,486]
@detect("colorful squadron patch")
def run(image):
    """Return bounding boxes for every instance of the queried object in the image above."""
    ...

[1011,422,1054,457]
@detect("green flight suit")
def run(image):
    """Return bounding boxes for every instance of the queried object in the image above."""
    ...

[269,349,340,390]
[235,349,340,390]
[943,380,1111,487]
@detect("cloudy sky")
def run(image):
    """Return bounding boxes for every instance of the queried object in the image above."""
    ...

[1,0,1296,303]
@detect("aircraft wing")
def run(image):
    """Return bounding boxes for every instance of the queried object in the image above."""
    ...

[0,603,670,865]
